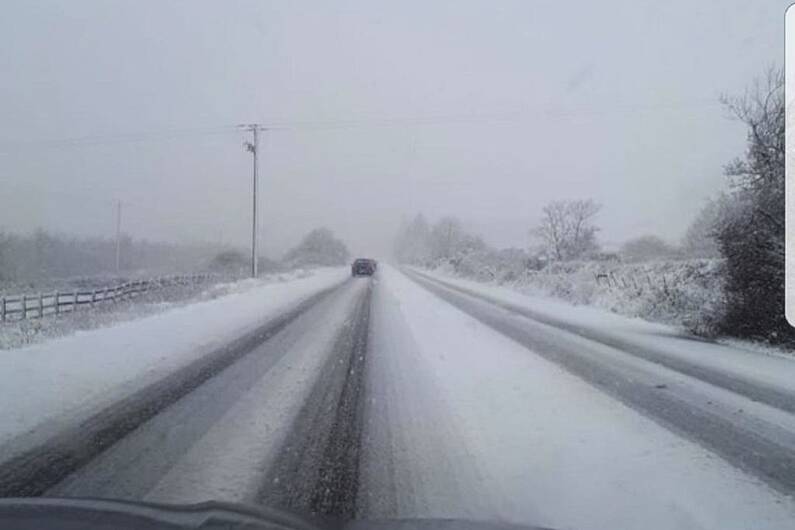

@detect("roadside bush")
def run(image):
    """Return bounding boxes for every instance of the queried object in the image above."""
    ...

[428,255,724,331]
[713,68,793,344]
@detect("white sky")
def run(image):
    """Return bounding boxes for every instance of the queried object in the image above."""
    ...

[0,1,789,256]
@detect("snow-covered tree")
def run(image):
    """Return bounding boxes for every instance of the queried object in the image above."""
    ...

[394,214,432,263]
[429,216,465,260]
[533,199,601,261]
[283,227,350,267]
[682,198,722,258]
[713,67,789,342]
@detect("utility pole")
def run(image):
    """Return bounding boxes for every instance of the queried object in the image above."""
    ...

[115,199,122,274]
[240,124,265,278]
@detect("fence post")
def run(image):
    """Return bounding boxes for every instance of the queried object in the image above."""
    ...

[72,290,78,311]
[55,292,60,315]
[38,293,44,318]
[22,294,27,319]
[91,289,97,307]
[1,297,5,322]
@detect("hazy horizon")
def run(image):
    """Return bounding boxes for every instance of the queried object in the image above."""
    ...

[1,1,788,258]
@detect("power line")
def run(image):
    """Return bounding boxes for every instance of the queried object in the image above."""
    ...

[0,124,240,155]
[0,97,723,154]
[254,98,722,132]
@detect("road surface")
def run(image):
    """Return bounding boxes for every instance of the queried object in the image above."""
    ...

[1,265,795,529]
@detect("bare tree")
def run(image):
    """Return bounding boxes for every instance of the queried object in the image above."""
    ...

[534,199,601,261]
[713,67,788,341]
[535,201,568,261]
[721,67,784,197]
[394,213,432,263]
[430,216,465,260]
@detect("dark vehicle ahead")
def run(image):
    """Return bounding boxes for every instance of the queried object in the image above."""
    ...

[351,258,377,277]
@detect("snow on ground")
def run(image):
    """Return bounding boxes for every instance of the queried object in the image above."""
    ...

[0,269,321,350]
[371,265,795,530]
[428,256,723,329]
[48,280,368,504]
[361,275,492,519]
[143,281,367,504]
[413,267,795,400]
[0,267,346,449]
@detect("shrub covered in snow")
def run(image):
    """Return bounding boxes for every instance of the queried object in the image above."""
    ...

[427,254,726,334]
[395,212,727,335]
[712,69,791,344]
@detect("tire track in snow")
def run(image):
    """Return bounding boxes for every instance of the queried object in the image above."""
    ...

[0,283,343,497]
[258,279,372,517]
[357,273,501,521]
[405,270,795,496]
[408,268,795,415]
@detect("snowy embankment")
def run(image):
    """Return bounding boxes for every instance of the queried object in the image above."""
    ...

[429,257,723,331]
[369,266,795,529]
[0,270,316,350]
[412,267,795,394]
[0,268,346,448]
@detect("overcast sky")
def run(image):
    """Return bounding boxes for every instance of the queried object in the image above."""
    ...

[0,0,788,257]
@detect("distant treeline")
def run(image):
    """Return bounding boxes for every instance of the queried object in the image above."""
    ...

[0,225,353,286]
[0,230,226,283]
[395,68,787,345]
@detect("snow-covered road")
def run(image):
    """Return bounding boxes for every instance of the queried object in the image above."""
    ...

[379,267,795,529]
[2,264,795,529]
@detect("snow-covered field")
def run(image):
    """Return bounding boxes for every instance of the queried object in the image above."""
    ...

[367,265,795,529]
[428,257,723,331]
[0,268,346,448]
[413,267,795,386]
[49,279,370,504]
[0,270,316,350]
[2,263,795,529]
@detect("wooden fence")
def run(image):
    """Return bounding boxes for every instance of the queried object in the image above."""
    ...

[0,274,213,322]
[594,271,670,294]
